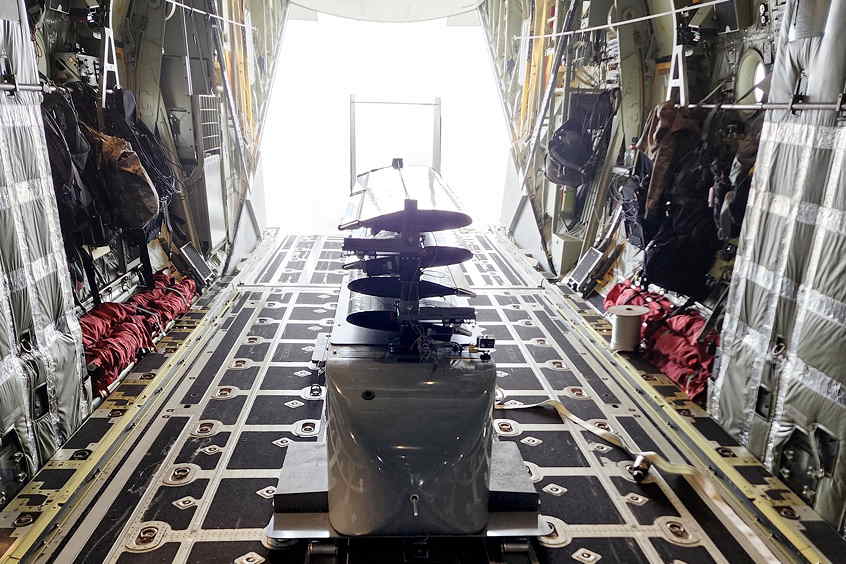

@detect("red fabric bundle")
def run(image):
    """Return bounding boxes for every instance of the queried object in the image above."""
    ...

[84,310,148,394]
[82,271,199,396]
[79,313,112,349]
[127,289,166,334]
[648,316,717,400]
[128,273,196,327]
[79,302,136,348]
[604,280,717,401]
[604,279,674,326]
[95,302,132,322]
[87,314,153,395]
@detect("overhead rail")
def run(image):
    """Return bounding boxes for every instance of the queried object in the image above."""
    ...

[0,82,63,93]
[680,101,846,111]
[515,0,731,40]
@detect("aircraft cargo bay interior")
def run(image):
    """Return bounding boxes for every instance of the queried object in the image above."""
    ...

[0,1,844,563]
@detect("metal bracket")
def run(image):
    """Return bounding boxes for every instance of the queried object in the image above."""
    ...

[666,44,689,106]
[788,72,806,115]
[100,26,121,108]
[1,56,17,97]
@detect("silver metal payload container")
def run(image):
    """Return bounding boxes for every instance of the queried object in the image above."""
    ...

[265,168,541,546]
[326,350,496,536]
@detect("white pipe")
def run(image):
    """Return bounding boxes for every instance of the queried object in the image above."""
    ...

[165,0,256,29]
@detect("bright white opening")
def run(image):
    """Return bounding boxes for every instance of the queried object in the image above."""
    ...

[735,48,768,106]
[353,100,438,172]
[260,12,511,234]
[289,1,484,22]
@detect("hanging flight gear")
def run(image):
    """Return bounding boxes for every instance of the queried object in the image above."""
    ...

[642,108,733,299]
[82,124,160,232]
[545,118,592,186]
[41,92,106,246]
[711,136,757,240]
[105,89,179,211]
[547,90,620,189]
[618,177,647,249]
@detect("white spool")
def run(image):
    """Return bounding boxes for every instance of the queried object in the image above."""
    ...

[607,305,649,352]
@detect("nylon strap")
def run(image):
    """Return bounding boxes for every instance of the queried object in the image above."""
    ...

[496,398,717,497]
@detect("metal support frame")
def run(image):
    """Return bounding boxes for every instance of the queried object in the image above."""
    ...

[680,101,846,111]
[205,0,250,180]
[0,82,63,93]
[578,115,623,257]
[206,0,258,274]
[348,96,444,190]
[180,5,194,97]
[505,2,577,238]
[100,24,121,109]
[349,94,357,190]
[518,0,731,39]
[251,0,292,163]
[433,97,443,174]
[666,44,689,106]
[243,198,262,240]
[222,0,291,275]
[478,3,521,158]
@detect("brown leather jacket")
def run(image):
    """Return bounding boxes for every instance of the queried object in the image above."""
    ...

[635,101,703,217]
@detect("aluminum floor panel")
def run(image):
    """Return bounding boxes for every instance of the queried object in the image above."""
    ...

[1,231,843,563]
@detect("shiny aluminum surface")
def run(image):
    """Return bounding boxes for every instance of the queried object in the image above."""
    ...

[326,351,496,535]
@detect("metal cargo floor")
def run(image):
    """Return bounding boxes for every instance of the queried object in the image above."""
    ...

[1,229,844,563]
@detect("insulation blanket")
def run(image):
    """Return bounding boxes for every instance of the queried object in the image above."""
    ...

[0,4,87,472]
[709,0,846,530]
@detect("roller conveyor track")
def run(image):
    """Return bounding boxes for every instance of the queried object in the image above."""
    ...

[0,229,844,563]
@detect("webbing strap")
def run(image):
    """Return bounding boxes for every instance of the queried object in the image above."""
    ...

[78,246,101,307]
[496,399,717,497]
